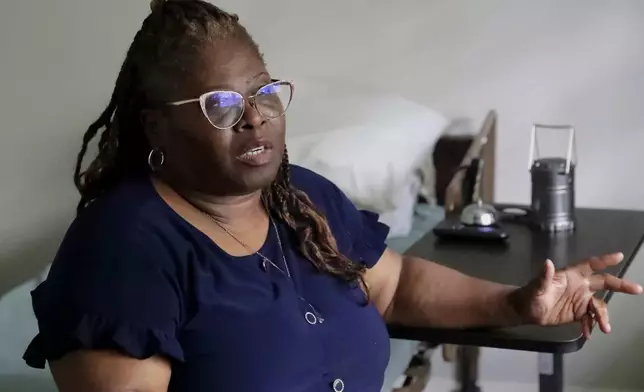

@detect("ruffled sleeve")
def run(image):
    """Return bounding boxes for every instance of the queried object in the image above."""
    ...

[23,214,184,368]
[23,313,184,368]
[334,199,391,269]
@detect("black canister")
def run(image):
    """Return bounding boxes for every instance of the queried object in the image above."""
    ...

[530,157,575,232]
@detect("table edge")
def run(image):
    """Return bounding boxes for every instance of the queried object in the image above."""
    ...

[391,215,644,354]
[387,324,587,354]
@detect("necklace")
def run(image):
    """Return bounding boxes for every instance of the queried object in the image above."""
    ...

[199,206,324,324]
[204,212,291,278]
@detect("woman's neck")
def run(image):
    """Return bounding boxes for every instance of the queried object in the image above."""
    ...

[152,176,267,228]
[182,189,265,225]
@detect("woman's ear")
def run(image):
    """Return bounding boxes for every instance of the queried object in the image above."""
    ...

[140,108,169,148]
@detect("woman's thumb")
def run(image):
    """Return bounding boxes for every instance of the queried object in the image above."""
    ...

[535,259,555,295]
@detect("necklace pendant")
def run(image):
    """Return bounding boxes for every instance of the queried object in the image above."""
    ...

[261,259,268,272]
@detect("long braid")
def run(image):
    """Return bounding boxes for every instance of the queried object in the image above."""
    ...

[74,27,148,211]
[75,0,367,288]
[265,149,368,287]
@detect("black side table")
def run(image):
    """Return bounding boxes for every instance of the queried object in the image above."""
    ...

[388,208,644,392]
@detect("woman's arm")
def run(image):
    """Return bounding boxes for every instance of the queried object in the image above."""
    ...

[367,246,641,335]
[50,350,171,392]
[365,249,523,328]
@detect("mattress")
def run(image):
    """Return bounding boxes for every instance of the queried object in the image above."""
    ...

[381,203,445,392]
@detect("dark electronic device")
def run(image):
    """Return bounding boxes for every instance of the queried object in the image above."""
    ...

[433,217,509,242]
[433,158,509,242]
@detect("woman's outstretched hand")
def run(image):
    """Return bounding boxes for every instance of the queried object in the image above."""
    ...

[512,253,642,338]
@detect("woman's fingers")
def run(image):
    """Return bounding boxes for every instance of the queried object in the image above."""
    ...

[580,297,610,339]
[579,253,623,276]
[581,313,593,339]
[590,297,611,334]
[588,273,643,294]
[536,259,555,295]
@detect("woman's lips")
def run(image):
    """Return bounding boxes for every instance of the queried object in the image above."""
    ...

[237,144,273,166]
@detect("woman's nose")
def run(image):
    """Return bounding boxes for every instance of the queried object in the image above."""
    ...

[234,101,265,132]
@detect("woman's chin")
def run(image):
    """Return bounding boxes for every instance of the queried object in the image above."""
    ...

[232,160,282,193]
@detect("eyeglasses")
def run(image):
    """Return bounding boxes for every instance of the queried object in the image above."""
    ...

[167,79,294,130]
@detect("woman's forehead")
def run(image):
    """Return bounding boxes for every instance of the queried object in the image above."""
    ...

[194,40,268,94]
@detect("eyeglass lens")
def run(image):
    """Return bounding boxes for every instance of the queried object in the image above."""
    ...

[203,81,292,129]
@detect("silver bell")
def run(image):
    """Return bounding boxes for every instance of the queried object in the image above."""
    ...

[460,200,498,227]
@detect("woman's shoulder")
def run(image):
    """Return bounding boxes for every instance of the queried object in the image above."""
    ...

[288,163,361,219]
[53,176,180,273]
[25,177,186,369]
[79,175,181,231]
[289,164,342,203]
[78,175,165,229]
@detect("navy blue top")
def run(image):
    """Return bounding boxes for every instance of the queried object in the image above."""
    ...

[24,165,392,392]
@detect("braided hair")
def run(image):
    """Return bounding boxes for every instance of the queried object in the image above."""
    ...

[74,0,367,287]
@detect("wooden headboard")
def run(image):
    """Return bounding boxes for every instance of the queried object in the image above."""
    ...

[433,110,497,213]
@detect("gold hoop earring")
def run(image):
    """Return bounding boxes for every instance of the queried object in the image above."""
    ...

[147,148,165,172]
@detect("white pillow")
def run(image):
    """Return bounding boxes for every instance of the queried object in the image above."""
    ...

[286,77,448,237]
[294,114,448,213]
[284,132,324,164]
[287,129,423,238]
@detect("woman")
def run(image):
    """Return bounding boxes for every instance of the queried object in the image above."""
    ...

[23,1,641,391]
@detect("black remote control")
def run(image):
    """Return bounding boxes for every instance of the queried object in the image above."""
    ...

[432,218,509,242]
